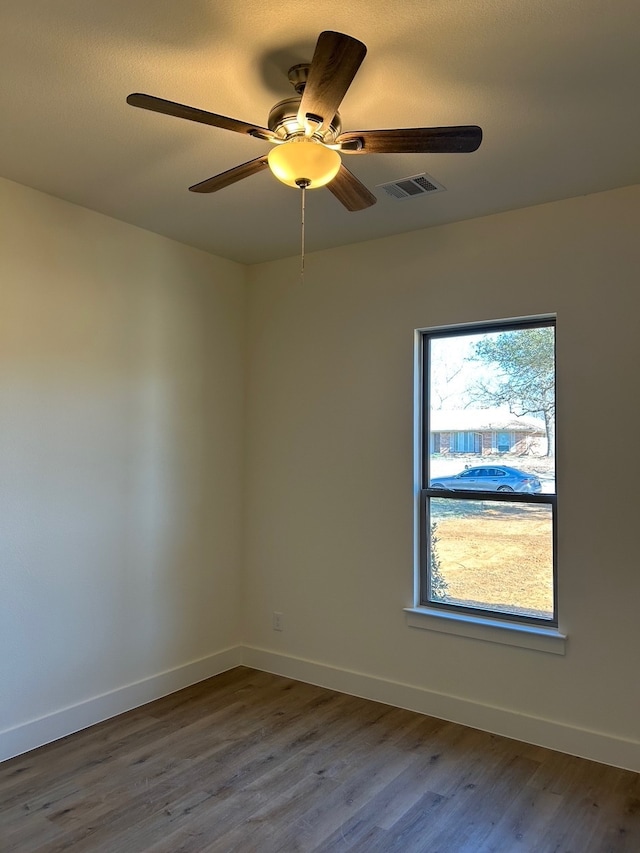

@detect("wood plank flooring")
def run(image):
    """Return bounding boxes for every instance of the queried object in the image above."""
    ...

[1,667,639,852]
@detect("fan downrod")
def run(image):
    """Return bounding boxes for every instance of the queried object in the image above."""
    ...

[287,64,310,94]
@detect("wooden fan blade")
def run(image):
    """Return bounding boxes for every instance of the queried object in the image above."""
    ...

[337,126,483,154]
[127,93,275,141]
[326,163,377,212]
[297,31,367,133]
[189,156,270,193]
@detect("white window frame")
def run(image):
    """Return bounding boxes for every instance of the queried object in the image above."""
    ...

[407,316,566,654]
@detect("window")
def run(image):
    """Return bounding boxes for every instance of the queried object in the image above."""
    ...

[493,431,513,453]
[453,431,482,453]
[419,317,557,626]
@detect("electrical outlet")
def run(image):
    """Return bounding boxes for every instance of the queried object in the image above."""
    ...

[273,611,284,632]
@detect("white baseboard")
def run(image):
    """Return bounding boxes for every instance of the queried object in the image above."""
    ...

[4,645,638,773]
[0,646,242,763]
[241,646,640,773]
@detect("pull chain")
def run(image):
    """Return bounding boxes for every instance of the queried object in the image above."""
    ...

[296,179,310,284]
[300,182,306,283]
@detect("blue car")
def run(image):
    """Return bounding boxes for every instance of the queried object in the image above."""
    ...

[430,465,542,494]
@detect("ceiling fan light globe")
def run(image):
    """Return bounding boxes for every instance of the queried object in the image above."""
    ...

[268,139,341,189]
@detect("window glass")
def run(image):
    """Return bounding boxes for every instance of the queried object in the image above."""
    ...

[427,497,554,620]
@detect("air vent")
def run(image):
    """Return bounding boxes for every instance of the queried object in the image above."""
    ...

[377,173,445,200]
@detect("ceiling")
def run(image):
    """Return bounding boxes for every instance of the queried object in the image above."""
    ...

[2,1,639,265]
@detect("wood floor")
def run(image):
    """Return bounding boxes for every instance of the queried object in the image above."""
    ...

[1,667,639,852]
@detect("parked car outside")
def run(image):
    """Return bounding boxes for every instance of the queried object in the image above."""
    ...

[430,465,542,494]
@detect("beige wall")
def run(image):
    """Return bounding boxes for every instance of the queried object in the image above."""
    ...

[244,184,640,753]
[2,175,639,767]
[0,178,246,745]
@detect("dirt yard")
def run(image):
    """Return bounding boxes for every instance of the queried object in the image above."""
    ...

[432,502,554,619]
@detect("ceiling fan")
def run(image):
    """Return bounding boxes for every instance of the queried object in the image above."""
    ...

[127,30,482,212]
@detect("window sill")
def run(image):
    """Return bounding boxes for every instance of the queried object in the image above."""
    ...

[404,607,566,655]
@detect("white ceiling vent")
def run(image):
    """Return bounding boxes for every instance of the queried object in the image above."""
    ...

[377,172,445,200]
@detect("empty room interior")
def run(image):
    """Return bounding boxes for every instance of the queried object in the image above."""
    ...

[1,1,639,850]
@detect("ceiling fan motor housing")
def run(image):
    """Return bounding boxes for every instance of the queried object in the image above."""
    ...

[268,97,342,143]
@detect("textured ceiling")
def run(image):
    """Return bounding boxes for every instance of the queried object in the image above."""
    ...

[2,0,639,264]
